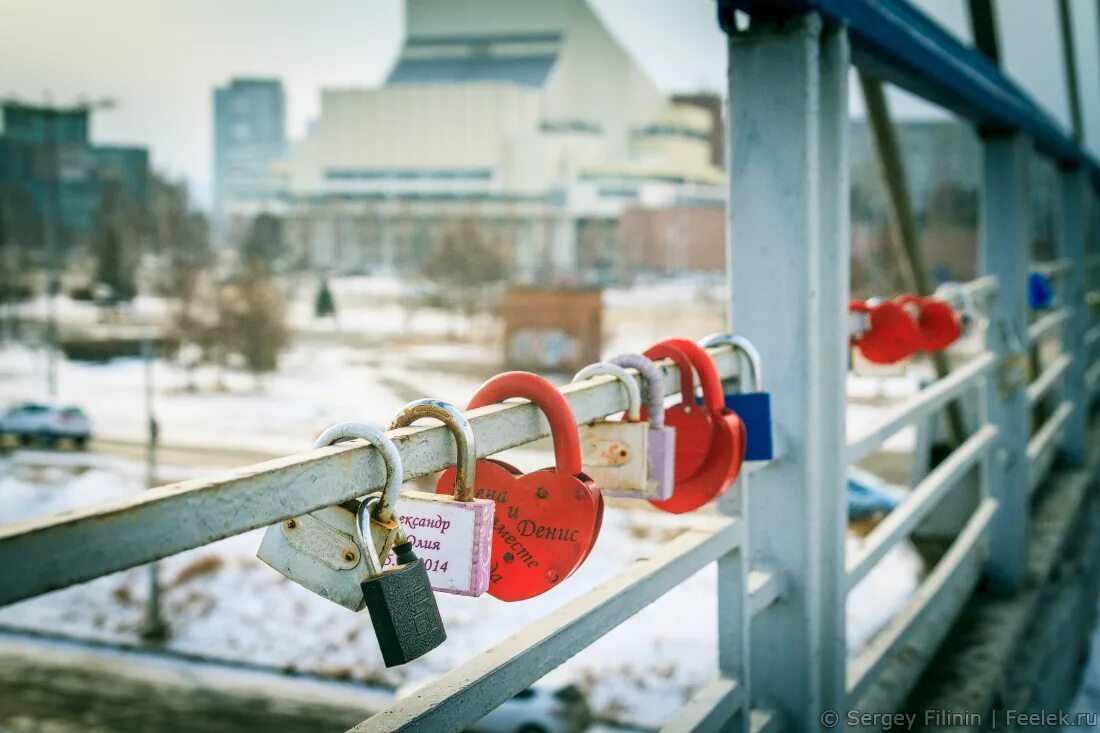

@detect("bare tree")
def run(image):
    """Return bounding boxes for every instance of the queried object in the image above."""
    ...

[421,218,508,334]
[218,262,290,389]
[90,182,142,306]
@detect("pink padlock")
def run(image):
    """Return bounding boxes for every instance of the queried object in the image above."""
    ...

[387,399,495,597]
[610,353,676,501]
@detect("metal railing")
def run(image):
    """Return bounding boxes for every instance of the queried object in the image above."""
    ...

[1,1,1099,731]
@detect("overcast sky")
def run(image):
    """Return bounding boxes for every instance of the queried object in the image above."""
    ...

[2,0,1098,209]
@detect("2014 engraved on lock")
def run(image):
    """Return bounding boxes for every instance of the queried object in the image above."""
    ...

[384,492,490,594]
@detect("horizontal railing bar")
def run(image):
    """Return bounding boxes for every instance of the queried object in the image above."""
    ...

[1087,323,1100,349]
[933,275,999,306]
[659,676,742,733]
[847,352,996,464]
[747,568,782,617]
[750,709,781,733]
[847,498,997,704]
[847,425,997,592]
[1027,353,1072,406]
[1088,361,1100,395]
[1032,258,1072,278]
[1027,308,1070,344]
[1028,401,1074,495]
[348,517,741,733]
[0,347,745,606]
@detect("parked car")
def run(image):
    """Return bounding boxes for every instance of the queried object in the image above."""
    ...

[0,403,92,448]
[396,683,590,733]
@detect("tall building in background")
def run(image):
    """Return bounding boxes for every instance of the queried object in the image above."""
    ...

[285,0,726,281]
[212,78,287,229]
[0,101,148,258]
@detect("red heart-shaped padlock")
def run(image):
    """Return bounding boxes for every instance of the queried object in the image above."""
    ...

[850,299,921,364]
[642,343,715,481]
[894,295,961,352]
[437,371,600,602]
[646,338,746,514]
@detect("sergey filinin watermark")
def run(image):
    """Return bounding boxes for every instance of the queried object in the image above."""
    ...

[819,709,1099,729]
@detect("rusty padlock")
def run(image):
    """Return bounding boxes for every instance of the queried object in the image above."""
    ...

[572,362,651,499]
[256,422,404,611]
[610,353,676,500]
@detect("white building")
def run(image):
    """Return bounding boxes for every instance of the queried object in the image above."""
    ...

[285,0,724,280]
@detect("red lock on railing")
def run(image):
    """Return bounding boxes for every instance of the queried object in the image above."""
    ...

[436,371,602,602]
[850,298,921,364]
[644,338,746,514]
[894,294,961,352]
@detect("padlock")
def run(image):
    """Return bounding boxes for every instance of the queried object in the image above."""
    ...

[849,298,921,364]
[894,294,961,352]
[642,342,715,482]
[572,362,651,498]
[647,338,747,514]
[437,371,602,602]
[699,333,773,461]
[934,282,980,335]
[386,399,495,597]
[357,487,447,667]
[609,353,676,500]
[1029,270,1054,310]
[256,422,403,611]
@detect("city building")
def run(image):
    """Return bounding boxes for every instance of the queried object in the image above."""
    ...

[0,101,148,258]
[283,0,726,280]
[212,78,287,230]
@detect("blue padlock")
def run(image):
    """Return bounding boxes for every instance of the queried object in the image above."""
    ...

[699,333,773,461]
[1028,271,1054,310]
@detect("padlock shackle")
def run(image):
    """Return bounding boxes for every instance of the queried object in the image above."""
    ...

[314,421,404,530]
[573,362,642,422]
[652,338,725,413]
[388,399,476,502]
[643,343,697,415]
[609,353,666,428]
[698,333,763,392]
[467,371,584,476]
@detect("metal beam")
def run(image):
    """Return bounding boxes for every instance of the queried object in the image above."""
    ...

[1058,0,1084,141]
[660,677,744,733]
[847,498,996,704]
[967,0,1000,65]
[1057,168,1089,464]
[846,352,996,464]
[349,518,740,733]
[847,425,997,592]
[0,347,745,606]
[733,0,1094,179]
[980,133,1032,595]
[727,13,849,723]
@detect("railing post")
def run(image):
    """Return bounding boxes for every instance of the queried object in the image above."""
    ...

[979,133,1032,595]
[727,13,849,725]
[1058,166,1088,465]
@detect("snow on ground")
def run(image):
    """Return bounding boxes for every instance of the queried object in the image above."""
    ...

[0,449,921,729]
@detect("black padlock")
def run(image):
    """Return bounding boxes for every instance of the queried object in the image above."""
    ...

[359,496,447,667]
